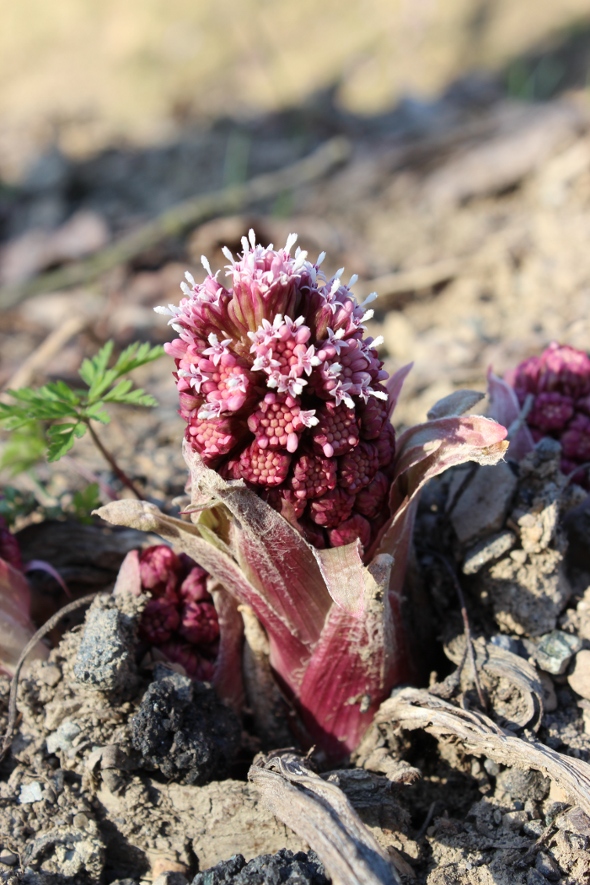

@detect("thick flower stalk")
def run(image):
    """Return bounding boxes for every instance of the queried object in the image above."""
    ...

[99,232,508,760]
[488,342,590,487]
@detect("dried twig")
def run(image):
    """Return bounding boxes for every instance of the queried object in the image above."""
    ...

[445,636,544,731]
[1,315,89,393]
[378,687,590,819]
[0,592,100,763]
[249,751,400,885]
[0,138,351,310]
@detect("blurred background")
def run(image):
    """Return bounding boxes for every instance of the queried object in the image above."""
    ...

[2,0,590,503]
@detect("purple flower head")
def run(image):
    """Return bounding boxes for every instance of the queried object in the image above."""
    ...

[159,231,395,551]
[139,597,180,644]
[505,342,590,487]
[178,565,209,603]
[137,546,220,680]
[139,545,183,600]
[180,601,220,645]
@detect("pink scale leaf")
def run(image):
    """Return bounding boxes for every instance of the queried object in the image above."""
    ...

[487,369,535,462]
[0,557,48,676]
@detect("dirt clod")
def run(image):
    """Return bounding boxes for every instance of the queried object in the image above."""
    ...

[73,595,138,695]
[131,668,241,786]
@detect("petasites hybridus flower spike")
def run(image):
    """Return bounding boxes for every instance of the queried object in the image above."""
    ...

[488,342,590,487]
[100,233,508,760]
[156,230,391,552]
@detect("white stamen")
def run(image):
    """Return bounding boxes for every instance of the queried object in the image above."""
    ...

[361,309,374,323]
[316,251,326,267]
[335,267,345,280]
[201,255,213,276]
[180,282,192,296]
[348,274,358,287]
[221,246,234,262]
[185,271,195,286]
[293,250,309,271]
[371,335,384,348]
[285,232,298,253]
[248,228,257,249]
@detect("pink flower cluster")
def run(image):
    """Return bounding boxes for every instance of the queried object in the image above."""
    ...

[138,545,219,680]
[158,231,395,550]
[507,342,590,485]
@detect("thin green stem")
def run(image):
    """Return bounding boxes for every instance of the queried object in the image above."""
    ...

[84,420,145,500]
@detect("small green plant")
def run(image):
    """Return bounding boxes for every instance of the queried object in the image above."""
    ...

[0,340,163,498]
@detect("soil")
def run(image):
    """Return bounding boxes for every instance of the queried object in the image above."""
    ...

[2,28,590,884]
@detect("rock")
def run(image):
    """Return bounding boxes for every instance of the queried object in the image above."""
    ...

[567,649,590,700]
[462,530,516,575]
[535,631,582,675]
[74,596,137,693]
[46,720,82,755]
[449,462,518,546]
[0,853,17,867]
[23,827,105,883]
[495,767,550,804]
[535,851,561,882]
[131,669,241,786]
[537,671,558,712]
[191,849,328,885]
[502,810,528,832]
[40,664,62,687]
[18,782,43,804]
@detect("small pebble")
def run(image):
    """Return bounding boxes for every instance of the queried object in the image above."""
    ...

[535,852,561,882]
[18,782,43,804]
[0,851,18,866]
[462,530,516,574]
[46,720,82,755]
[567,649,590,700]
[502,810,528,831]
[73,813,90,829]
[523,820,544,838]
[484,759,500,776]
[535,631,582,676]
[537,671,558,712]
[40,664,62,687]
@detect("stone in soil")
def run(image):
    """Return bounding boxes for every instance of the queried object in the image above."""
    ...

[191,849,328,885]
[73,595,138,695]
[131,668,241,785]
[534,630,582,676]
[567,649,590,700]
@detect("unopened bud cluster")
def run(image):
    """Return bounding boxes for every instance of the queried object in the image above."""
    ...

[138,545,219,680]
[507,342,590,486]
[158,231,395,549]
